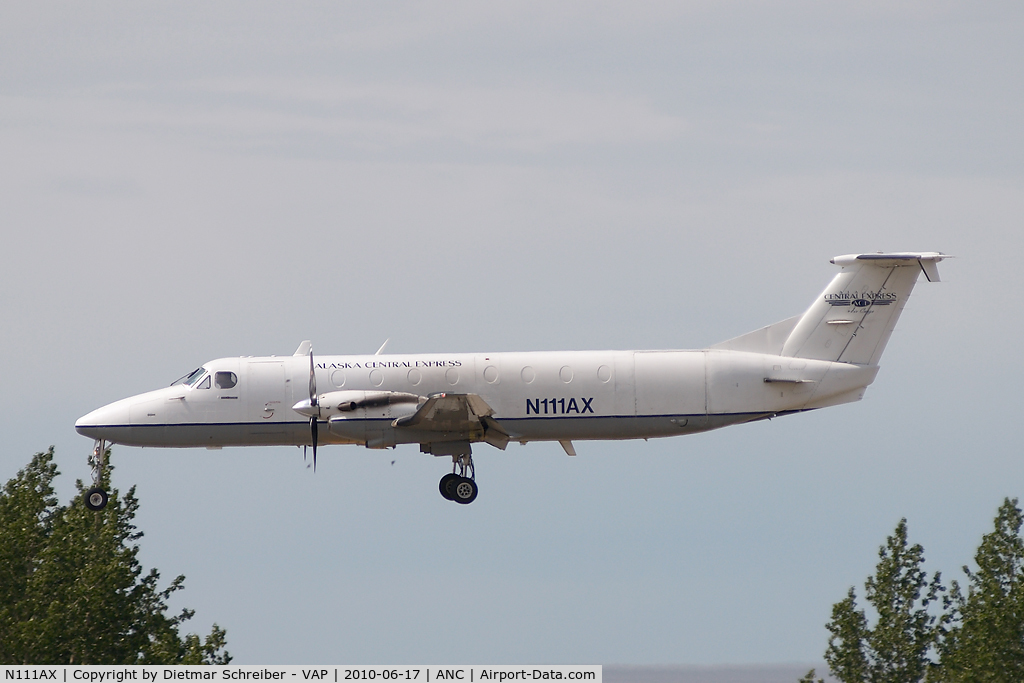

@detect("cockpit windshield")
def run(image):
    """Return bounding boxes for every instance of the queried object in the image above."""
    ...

[171,367,208,387]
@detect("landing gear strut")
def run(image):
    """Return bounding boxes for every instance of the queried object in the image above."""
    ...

[438,451,478,504]
[84,439,109,512]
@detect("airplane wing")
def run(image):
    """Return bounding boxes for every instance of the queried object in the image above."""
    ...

[393,393,510,450]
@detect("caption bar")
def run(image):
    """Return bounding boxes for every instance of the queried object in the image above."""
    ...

[2,667,600,683]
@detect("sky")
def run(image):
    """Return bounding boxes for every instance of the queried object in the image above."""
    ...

[1,0,1022,667]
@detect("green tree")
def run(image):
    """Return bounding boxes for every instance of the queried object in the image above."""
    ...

[936,498,1024,682]
[0,448,230,664]
[824,519,945,683]
[0,449,60,661]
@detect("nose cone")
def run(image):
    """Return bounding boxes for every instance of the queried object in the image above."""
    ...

[76,397,132,440]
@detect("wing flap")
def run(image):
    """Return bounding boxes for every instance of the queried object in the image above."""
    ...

[393,393,508,449]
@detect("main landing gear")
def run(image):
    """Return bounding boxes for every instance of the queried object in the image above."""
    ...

[438,452,478,505]
[84,439,109,512]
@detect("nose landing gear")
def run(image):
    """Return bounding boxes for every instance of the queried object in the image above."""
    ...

[84,439,109,512]
[438,451,478,504]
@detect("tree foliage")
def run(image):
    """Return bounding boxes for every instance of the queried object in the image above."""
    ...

[824,519,945,683]
[0,448,230,664]
[937,498,1024,682]
[815,499,1024,683]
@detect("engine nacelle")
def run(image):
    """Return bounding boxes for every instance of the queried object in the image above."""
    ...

[293,390,424,420]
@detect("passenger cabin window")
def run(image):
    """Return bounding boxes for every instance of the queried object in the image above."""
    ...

[215,371,238,389]
[197,375,211,389]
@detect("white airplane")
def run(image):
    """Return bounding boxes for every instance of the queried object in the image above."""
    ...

[77,252,948,508]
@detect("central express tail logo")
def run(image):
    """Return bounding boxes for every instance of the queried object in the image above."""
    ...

[825,290,897,308]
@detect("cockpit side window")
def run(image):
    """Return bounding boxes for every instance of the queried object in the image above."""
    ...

[171,367,207,387]
[215,371,238,389]
[197,375,211,389]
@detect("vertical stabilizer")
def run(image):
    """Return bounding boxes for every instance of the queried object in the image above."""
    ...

[781,253,948,365]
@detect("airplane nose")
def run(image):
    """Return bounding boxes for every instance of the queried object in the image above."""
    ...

[75,398,132,440]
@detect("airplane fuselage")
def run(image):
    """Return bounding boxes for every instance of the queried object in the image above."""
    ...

[76,348,876,449]
[75,252,947,506]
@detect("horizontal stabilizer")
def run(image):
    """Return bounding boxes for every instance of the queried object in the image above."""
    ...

[831,252,950,283]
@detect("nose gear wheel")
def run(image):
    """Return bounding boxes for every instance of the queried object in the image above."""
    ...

[85,487,109,511]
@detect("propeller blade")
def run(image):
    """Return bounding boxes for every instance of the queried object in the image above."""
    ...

[306,345,319,470]
[308,346,318,408]
[310,416,318,471]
